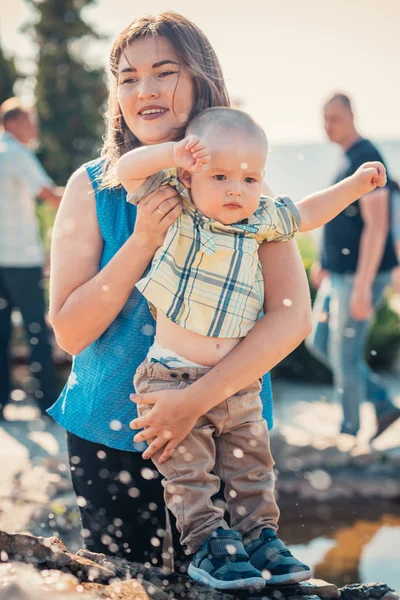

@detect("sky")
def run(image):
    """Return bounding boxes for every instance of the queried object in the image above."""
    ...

[1,0,400,144]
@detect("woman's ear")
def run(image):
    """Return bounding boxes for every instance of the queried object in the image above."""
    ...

[179,168,192,188]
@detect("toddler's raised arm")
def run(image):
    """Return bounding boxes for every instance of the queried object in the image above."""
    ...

[117,142,176,194]
[297,161,387,232]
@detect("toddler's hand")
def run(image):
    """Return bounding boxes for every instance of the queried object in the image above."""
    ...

[353,161,387,197]
[173,135,211,173]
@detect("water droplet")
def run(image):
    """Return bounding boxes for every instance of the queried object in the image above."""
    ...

[118,471,131,484]
[101,534,112,545]
[141,468,156,480]
[128,487,140,498]
[344,327,356,338]
[233,448,244,458]
[319,311,329,323]
[344,205,358,217]
[259,569,272,583]
[67,372,78,389]
[306,469,332,491]
[142,324,155,336]
[28,322,41,334]
[10,389,26,402]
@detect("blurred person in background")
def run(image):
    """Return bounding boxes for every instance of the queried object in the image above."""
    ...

[0,98,63,420]
[390,179,400,293]
[306,93,400,441]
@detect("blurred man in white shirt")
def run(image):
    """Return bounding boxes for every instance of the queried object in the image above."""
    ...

[0,98,63,419]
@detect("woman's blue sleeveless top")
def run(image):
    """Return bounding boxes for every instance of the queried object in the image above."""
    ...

[48,158,274,451]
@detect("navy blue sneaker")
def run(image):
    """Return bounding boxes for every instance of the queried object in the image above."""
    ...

[246,529,311,585]
[188,528,266,590]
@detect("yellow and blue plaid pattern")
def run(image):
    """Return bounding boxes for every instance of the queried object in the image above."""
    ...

[127,169,300,338]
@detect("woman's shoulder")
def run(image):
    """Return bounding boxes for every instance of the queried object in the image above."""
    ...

[67,158,113,197]
[78,157,106,192]
[83,157,105,177]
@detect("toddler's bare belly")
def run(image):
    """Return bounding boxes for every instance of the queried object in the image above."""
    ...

[156,312,242,367]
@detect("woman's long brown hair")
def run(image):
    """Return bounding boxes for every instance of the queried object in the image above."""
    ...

[101,12,230,187]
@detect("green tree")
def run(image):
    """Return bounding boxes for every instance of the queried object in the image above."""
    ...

[23,0,108,184]
[0,38,19,104]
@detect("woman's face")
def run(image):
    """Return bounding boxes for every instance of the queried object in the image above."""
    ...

[117,36,195,145]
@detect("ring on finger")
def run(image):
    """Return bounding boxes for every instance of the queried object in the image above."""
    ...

[157,207,166,216]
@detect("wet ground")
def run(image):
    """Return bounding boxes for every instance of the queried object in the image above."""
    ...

[272,375,400,592]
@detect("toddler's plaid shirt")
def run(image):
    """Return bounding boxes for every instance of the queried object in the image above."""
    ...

[127,169,300,338]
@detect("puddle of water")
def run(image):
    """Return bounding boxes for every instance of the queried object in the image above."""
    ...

[279,500,400,591]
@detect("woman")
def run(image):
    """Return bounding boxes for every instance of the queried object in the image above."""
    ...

[49,12,311,567]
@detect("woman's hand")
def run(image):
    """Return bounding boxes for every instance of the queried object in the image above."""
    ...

[132,184,182,251]
[129,388,200,463]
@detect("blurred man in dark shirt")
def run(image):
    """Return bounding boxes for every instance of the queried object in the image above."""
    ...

[306,93,399,440]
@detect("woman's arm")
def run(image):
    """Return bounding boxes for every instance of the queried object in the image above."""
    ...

[49,168,181,355]
[131,239,312,461]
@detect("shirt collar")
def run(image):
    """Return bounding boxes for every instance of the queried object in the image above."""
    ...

[182,191,258,236]
[1,130,22,146]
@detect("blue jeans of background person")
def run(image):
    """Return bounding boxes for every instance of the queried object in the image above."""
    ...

[306,271,395,435]
[0,266,56,414]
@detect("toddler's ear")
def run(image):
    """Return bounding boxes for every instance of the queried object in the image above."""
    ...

[179,168,192,188]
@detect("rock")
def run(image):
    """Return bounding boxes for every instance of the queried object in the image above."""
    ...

[77,548,234,599]
[0,530,397,600]
[0,562,93,599]
[283,596,321,600]
[263,579,339,599]
[382,447,400,467]
[84,579,171,600]
[349,450,381,468]
[0,531,115,583]
[339,582,398,600]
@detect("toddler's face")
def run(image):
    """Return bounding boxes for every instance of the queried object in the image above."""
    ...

[180,130,267,225]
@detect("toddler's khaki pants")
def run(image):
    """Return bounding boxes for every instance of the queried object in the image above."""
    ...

[134,360,279,554]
